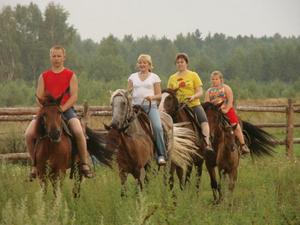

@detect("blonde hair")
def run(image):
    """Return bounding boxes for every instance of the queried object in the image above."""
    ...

[137,54,153,72]
[50,45,66,56]
[210,70,224,83]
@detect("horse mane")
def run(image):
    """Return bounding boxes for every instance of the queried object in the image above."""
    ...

[202,102,220,112]
[162,88,177,95]
[202,102,230,129]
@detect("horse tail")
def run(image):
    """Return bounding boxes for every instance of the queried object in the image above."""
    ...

[241,120,277,157]
[86,127,114,167]
[171,125,200,171]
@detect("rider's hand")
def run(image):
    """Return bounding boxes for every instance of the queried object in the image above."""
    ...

[144,96,153,102]
[187,95,195,102]
[221,105,228,113]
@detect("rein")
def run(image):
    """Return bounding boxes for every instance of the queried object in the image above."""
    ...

[37,104,63,142]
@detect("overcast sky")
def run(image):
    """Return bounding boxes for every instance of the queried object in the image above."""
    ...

[1,0,300,42]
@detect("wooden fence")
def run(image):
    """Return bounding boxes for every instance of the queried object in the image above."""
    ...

[0,99,299,160]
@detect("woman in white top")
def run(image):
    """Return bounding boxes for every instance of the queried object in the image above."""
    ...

[128,54,167,165]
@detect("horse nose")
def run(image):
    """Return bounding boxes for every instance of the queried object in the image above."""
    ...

[111,120,120,129]
[50,129,61,141]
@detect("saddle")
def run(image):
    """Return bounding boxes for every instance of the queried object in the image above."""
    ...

[133,106,173,156]
[181,104,204,147]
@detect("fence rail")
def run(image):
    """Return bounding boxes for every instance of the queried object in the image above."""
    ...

[0,99,299,159]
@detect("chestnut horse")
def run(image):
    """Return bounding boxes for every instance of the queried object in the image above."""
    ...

[159,89,220,201]
[202,102,276,201]
[34,95,113,197]
[105,89,198,193]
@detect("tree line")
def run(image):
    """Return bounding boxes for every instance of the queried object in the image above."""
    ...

[0,2,299,106]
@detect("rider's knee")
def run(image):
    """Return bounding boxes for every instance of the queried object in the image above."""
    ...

[71,124,84,139]
[24,125,36,141]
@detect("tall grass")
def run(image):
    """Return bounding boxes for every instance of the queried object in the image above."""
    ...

[1,149,300,225]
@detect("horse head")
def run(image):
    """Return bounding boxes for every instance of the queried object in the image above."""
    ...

[109,89,133,130]
[37,94,64,142]
[159,88,179,116]
[202,101,226,135]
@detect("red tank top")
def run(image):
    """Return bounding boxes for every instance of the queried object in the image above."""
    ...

[42,68,74,105]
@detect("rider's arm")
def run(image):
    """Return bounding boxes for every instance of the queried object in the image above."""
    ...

[60,74,78,112]
[152,82,162,100]
[127,80,133,92]
[222,85,234,113]
[35,74,44,107]
[204,90,210,102]
[188,86,203,101]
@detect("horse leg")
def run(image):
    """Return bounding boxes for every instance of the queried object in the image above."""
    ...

[120,170,128,197]
[184,164,193,187]
[205,162,220,204]
[137,167,146,191]
[175,166,184,190]
[218,169,226,203]
[195,159,204,191]
[50,170,61,197]
[169,163,176,190]
[73,163,82,198]
[228,168,238,192]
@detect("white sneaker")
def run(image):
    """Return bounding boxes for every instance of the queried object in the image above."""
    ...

[157,156,166,165]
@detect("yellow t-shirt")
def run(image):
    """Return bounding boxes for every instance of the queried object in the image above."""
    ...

[167,70,203,107]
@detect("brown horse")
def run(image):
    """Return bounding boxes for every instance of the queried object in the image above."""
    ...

[159,89,220,200]
[34,95,113,197]
[104,89,198,194]
[202,101,276,201]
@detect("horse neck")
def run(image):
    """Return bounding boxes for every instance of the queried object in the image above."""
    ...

[126,115,145,135]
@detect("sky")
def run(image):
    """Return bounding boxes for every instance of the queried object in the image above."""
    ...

[1,0,300,42]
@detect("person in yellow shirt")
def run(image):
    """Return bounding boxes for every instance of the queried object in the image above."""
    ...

[167,53,214,155]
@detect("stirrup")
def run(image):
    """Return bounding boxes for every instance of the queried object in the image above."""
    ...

[80,163,94,178]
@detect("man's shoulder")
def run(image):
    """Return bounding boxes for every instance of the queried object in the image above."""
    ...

[63,68,75,75]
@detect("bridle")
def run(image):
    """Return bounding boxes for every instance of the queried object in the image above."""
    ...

[38,103,63,142]
[111,91,135,132]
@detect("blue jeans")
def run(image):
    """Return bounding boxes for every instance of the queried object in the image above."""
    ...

[141,104,167,158]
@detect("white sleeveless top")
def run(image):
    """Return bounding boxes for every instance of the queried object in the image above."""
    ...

[128,72,161,105]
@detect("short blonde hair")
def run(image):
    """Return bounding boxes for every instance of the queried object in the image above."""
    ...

[210,70,224,83]
[137,54,154,72]
[50,45,66,56]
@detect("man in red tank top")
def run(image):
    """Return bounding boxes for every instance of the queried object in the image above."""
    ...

[25,45,93,179]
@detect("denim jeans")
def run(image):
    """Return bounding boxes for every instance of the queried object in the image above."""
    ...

[141,104,167,158]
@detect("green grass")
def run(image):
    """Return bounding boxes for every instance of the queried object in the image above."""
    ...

[1,147,300,225]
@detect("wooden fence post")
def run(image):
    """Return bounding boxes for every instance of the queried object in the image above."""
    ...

[82,101,89,129]
[286,99,294,159]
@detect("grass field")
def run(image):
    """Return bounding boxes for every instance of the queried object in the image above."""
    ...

[0,147,300,225]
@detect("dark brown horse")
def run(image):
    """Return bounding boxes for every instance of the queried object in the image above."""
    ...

[105,89,198,194]
[202,101,276,201]
[34,95,113,197]
[159,88,220,200]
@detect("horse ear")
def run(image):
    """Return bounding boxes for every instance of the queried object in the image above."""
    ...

[56,94,64,105]
[216,101,224,108]
[104,123,111,131]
